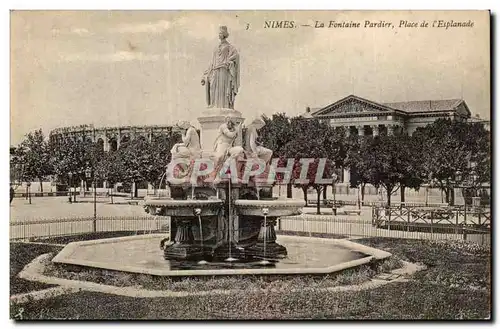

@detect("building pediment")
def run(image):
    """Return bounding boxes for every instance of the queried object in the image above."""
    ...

[312,95,400,117]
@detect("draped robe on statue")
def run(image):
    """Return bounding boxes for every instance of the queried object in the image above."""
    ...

[203,40,240,109]
[245,126,273,164]
[170,126,201,159]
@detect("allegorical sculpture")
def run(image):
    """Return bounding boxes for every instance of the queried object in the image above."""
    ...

[170,121,201,159]
[245,118,273,164]
[201,26,240,109]
[211,117,244,168]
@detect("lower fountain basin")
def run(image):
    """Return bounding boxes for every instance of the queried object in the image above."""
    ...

[235,199,306,217]
[144,198,223,216]
[51,234,391,276]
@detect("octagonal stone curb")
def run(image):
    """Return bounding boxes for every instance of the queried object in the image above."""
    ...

[51,234,390,277]
[17,253,424,299]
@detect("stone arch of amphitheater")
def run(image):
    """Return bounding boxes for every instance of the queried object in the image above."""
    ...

[49,124,181,193]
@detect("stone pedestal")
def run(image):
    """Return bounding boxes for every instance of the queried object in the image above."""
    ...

[245,217,287,259]
[197,108,245,152]
[164,218,203,260]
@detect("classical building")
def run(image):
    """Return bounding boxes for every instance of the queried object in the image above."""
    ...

[304,94,489,186]
[304,94,475,136]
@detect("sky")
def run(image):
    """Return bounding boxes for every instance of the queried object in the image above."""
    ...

[10,10,490,145]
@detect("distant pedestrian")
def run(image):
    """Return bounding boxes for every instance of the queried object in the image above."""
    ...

[10,185,14,204]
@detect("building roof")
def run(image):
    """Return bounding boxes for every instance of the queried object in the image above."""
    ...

[382,99,464,113]
[305,95,470,118]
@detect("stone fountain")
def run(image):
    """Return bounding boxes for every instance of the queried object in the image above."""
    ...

[48,26,392,279]
[144,26,305,263]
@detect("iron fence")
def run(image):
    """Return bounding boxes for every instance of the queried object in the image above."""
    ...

[10,216,170,241]
[10,206,490,246]
[278,206,491,246]
[372,206,490,232]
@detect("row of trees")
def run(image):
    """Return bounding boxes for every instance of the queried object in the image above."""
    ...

[11,116,490,210]
[260,114,491,211]
[10,130,179,199]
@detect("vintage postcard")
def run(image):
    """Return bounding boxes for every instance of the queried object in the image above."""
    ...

[10,10,491,320]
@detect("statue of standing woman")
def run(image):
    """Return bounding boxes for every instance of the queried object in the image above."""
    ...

[201,26,240,109]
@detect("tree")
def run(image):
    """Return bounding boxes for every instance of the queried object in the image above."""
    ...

[291,158,334,214]
[344,136,372,204]
[396,134,426,203]
[10,146,26,186]
[95,150,124,203]
[50,132,103,193]
[117,138,148,198]
[17,129,53,192]
[362,135,403,207]
[284,118,344,214]
[145,133,176,192]
[413,119,490,205]
[116,133,175,198]
[259,113,294,197]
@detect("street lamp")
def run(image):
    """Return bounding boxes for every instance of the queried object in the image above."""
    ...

[68,172,77,203]
[469,162,480,209]
[26,181,31,205]
[68,172,73,203]
[332,172,338,216]
[85,168,97,231]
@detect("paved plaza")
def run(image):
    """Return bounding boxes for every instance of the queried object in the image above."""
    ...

[10,196,149,222]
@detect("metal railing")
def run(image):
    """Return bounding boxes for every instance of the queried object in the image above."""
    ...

[278,206,490,246]
[10,216,170,241]
[13,191,80,198]
[10,207,490,246]
[371,205,490,232]
[306,199,449,208]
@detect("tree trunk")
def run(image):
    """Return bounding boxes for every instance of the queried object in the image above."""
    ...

[134,182,139,198]
[449,187,455,206]
[400,185,405,203]
[444,188,450,204]
[302,186,308,204]
[386,187,392,207]
[109,188,114,204]
[287,183,292,198]
[361,184,366,205]
[322,186,327,204]
[39,178,43,193]
[316,187,321,215]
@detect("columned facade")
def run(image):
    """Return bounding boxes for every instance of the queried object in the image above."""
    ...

[306,94,474,187]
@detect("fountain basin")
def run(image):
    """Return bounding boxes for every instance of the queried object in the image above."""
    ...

[51,234,391,276]
[144,198,223,216]
[235,199,305,217]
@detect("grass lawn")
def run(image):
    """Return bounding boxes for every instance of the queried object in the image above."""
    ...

[28,230,162,245]
[10,236,491,320]
[276,230,349,239]
[10,243,62,295]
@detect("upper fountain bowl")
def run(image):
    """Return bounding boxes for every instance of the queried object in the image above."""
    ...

[144,197,223,216]
[234,199,305,217]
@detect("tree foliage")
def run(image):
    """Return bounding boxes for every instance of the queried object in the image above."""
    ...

[413,119,490,205]
[16,130,53,191]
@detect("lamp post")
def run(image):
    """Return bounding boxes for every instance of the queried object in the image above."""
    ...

[68,172,73,203]
[26,182,31,204]
[85,168,97,232]
[332,172,338,216]
[70,172,77,203]
[470,162,480,209]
